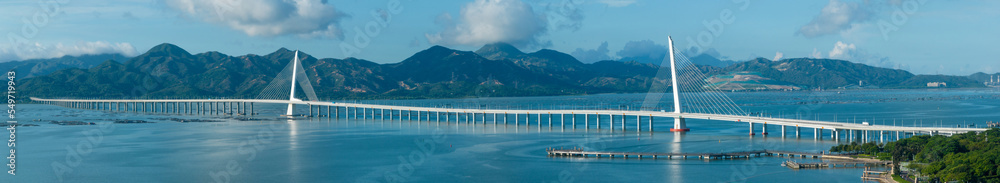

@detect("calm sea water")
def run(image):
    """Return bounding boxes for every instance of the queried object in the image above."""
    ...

[5,88,1000,182]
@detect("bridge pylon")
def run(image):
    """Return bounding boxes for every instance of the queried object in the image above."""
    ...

[255,50,320,117]
[667,36,689,132]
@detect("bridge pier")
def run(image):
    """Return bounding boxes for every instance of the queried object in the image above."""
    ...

[584,113,588,129]
[595,113,600,129]
[862,130,867,142]
[548,113,552,128]
[560,113,565,128]
[620,113,625,131]
[833,129,839,141]
[671,117,689,132]
[527,112,533,126]
[814,128,820,140]
[762,122,768,135]
[571,113,575,128]
[636,115,640,131]
[649,114,653,131]
[781,125,787,138]
[748,122,755,136]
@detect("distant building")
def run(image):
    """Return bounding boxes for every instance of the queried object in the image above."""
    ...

[927,82,947,87]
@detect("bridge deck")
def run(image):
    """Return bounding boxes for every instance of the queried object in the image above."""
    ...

[29,97,986,134]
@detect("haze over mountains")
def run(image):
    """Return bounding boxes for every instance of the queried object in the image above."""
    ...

[15,43,991,100]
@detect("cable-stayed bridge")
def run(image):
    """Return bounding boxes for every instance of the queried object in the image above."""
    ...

[30,37,986,143]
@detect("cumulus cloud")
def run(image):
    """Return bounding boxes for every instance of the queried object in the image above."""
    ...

[598,0,636,7]
[810,48,822,58]
[164,0,347,39]
[615,40,670,64]
[823,41,907,70]
[828,41,856,58]
[617,40,668,59]
[570,41,611,63]
[0,41,138,62]
[773,51,784,61]
[426,0,549,48]
[797,0,874,38]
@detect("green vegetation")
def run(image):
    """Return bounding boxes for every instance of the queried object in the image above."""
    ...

[893,174,912,183]
[829,128,1000,182]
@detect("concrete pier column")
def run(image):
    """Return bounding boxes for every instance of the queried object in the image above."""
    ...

[610,115,614,129]
[781,125,787,137]
[560,113,564,128]
[814,128,820,140]
[584,113,589,129]
[514,113,519,126]
[636,115,641,131]
[762,122,769,135]
[493,113,497,125]
[548,113,552,128]
[880,130,884,143]
[749,122,755,136]
[833,129,839,141]
[525,112,529,127]
[620,113,625,131]
[571,112,575,127]
[648,114,653,131]
[672,117,688,132]
[596,113,601,129]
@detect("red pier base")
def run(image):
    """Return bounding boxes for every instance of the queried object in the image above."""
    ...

[749,133,756,136]
[670,128,690,132]
[761,132,769,135]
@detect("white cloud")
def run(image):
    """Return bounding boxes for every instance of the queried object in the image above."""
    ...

[426,0,549,48]
[598,0,636,7]
[810,48,822,58]
[797,0,873,38]
[823,41,907,70]
[0,41,138,62]
[828,41,856,59]
[570,41,611,63]
[616,40,668,59]
[163,0,347,39]
[773,51,784,61]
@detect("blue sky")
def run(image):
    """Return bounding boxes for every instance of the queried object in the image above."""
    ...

[1,0,998,75]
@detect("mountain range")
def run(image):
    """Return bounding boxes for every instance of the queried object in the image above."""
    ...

[2,54,131,78]
[15,43,990,100]
[19,43,665,99]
